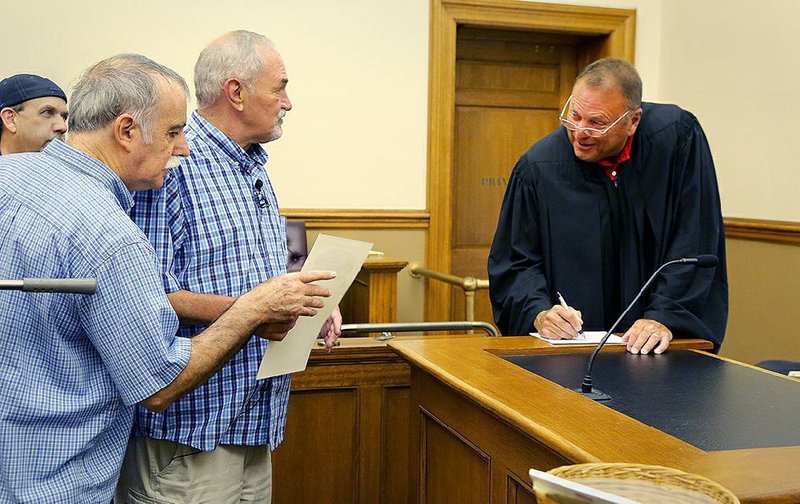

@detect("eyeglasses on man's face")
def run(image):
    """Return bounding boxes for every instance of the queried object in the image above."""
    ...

[559,95,631,138]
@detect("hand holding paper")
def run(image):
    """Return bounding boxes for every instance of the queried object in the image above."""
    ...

[240,270,335,342]
[318,306,343,351]
[248,270,336,319]
[257,235,372,379]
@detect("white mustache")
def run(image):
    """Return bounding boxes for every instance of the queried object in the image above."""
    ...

[164,156,182,170]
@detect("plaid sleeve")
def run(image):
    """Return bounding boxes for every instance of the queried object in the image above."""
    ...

[77,242,190,406]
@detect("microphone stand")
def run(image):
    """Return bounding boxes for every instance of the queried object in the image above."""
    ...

[0,278,97,294]
[577,257,702,401]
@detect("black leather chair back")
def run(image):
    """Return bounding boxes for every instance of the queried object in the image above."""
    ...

[286,220,308,272]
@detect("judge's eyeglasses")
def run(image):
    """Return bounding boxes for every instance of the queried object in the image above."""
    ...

[559,95,631,138]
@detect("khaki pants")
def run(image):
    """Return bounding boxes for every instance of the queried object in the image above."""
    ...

[116,437,272,504]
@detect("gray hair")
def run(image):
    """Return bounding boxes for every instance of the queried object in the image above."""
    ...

[68,54,189,143]
[194,30,275,108]
[576,57,642,110]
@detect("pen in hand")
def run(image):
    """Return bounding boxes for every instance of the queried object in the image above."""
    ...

[556,291,585,339]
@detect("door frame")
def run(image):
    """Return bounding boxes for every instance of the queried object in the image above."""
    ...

[424,0,636,321]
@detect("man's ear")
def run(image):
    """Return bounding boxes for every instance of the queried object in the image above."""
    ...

[0,108,18,133]
[627,107,643,136]
[222,78,246,112]
[112,114,137,152]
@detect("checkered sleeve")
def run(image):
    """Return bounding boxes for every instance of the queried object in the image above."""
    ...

[77,242,190,406]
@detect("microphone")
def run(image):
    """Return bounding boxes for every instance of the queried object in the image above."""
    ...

[685,254,719,268]
[0,278,97,295]
[577,255,719,401]
[254,179,268,208]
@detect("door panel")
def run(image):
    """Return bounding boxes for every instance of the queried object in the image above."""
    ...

[451,28,578,328]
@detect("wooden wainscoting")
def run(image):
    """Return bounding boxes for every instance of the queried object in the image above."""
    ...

[272,339,411,504]
[724,217,800,246]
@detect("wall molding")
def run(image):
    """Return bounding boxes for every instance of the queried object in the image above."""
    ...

[724,217,800,246]
[281,209,430,229]
[280,212,800,246]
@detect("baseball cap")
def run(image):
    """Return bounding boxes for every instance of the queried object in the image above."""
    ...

[0,74,67,109]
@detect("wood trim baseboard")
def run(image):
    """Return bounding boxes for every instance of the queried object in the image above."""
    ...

[280,209,430,229]
[724,217,800,246]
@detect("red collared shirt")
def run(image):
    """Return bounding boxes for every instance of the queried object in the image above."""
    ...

[597,134,633,182]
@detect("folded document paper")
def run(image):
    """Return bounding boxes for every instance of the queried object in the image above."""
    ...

[257,234,372,379]
[530,331,624,345]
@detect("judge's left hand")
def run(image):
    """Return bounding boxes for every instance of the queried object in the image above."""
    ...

[318,305,342,351]
[622,319,672,354]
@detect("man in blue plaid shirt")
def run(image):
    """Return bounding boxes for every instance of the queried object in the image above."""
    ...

[118,31,343,503]
[0,54,335,503]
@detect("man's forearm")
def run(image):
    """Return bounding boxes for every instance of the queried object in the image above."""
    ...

[167,290,236,325]
[141,300,259,411]
[143,270,336,411]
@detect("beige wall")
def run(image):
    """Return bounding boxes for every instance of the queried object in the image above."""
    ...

[306,229,426,323]
[658,0,800,363]
[4,1,797,362]
[2,0,664,212]
[6,0,795,219]
[1,0,429,210]
[660,0,800,221]
[723,239,800,364]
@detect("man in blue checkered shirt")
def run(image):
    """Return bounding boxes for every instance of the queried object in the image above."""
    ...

[118,31,343,502]
[0,54,335,503]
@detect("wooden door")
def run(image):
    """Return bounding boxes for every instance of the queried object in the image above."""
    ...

[449,27,579,325]
[424,0,636,328]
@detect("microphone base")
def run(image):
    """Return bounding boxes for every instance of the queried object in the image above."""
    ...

[574,388,611,401]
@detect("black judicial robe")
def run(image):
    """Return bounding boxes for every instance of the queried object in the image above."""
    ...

[488,103,728,350]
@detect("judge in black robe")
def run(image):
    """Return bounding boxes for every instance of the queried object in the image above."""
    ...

[488,100,728,351]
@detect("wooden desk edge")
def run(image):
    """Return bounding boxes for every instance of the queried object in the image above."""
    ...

[388,336,800,502]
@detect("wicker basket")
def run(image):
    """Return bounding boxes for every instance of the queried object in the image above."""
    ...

[536,463,740,504]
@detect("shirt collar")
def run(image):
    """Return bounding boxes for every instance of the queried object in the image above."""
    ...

[42,139,134,212]
[597,134,634,182]
[187,111,268,174]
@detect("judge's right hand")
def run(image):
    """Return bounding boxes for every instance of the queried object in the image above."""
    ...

[534,305,583,339]
[240,270,336,327]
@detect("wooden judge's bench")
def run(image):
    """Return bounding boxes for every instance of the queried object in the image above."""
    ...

[272,333,800,504]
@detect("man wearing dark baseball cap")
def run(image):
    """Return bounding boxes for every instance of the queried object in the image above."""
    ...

[0,74,68,155]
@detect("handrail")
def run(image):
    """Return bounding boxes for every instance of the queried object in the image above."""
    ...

[341,321,498,338]
[408,262,489,291]
[408,262,490,324]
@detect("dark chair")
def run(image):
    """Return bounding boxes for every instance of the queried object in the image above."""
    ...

[286,220,308,272]
[756,360,800,376]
